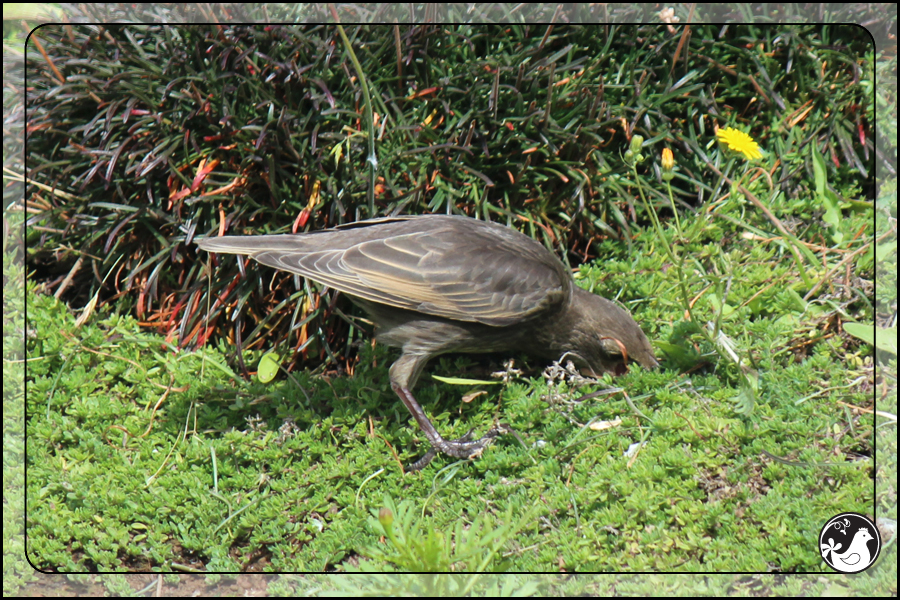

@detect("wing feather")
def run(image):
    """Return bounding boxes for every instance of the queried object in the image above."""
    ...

[198,216,570,326]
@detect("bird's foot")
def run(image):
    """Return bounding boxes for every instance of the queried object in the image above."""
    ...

[405,424,514,472]
[392,382,515,471]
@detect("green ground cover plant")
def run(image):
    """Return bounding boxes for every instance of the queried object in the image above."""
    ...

[20,212,880,572]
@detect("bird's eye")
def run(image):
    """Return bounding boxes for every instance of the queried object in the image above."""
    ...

[599,337,625,358]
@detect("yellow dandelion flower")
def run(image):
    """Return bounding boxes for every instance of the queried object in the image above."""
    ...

[661,147,675,181]
[661,148,674,171]
[716,127,762,160]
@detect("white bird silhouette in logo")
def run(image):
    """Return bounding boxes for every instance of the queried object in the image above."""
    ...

[822,527,874,570]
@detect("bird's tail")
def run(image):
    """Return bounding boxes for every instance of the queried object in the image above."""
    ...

[197,234,308,255]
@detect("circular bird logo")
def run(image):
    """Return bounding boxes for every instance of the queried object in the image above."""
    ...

[819,513,881,573]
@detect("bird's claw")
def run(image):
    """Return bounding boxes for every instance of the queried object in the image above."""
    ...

[405,424,515,472]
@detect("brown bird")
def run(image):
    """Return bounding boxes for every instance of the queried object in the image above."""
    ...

[197,215,657,469]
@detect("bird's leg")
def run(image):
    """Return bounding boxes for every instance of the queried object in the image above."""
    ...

[391,382,510,471]
[389,353,509,470]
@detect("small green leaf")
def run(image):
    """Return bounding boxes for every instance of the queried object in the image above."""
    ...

[842,322,875,346]
[812,145,843,243]
[846,322,897,355]
[432,375,502,385]
[708,294,735,317]
[812,144,828,197]
[776,313,798,326]
[786,288,808,313]
[822,191,843,244]
[257,352,281,383]
[845,198,874,212]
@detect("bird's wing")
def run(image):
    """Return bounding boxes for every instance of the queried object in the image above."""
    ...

[199,217,570,326]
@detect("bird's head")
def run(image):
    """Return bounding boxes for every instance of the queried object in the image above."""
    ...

[562,288,659,376]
